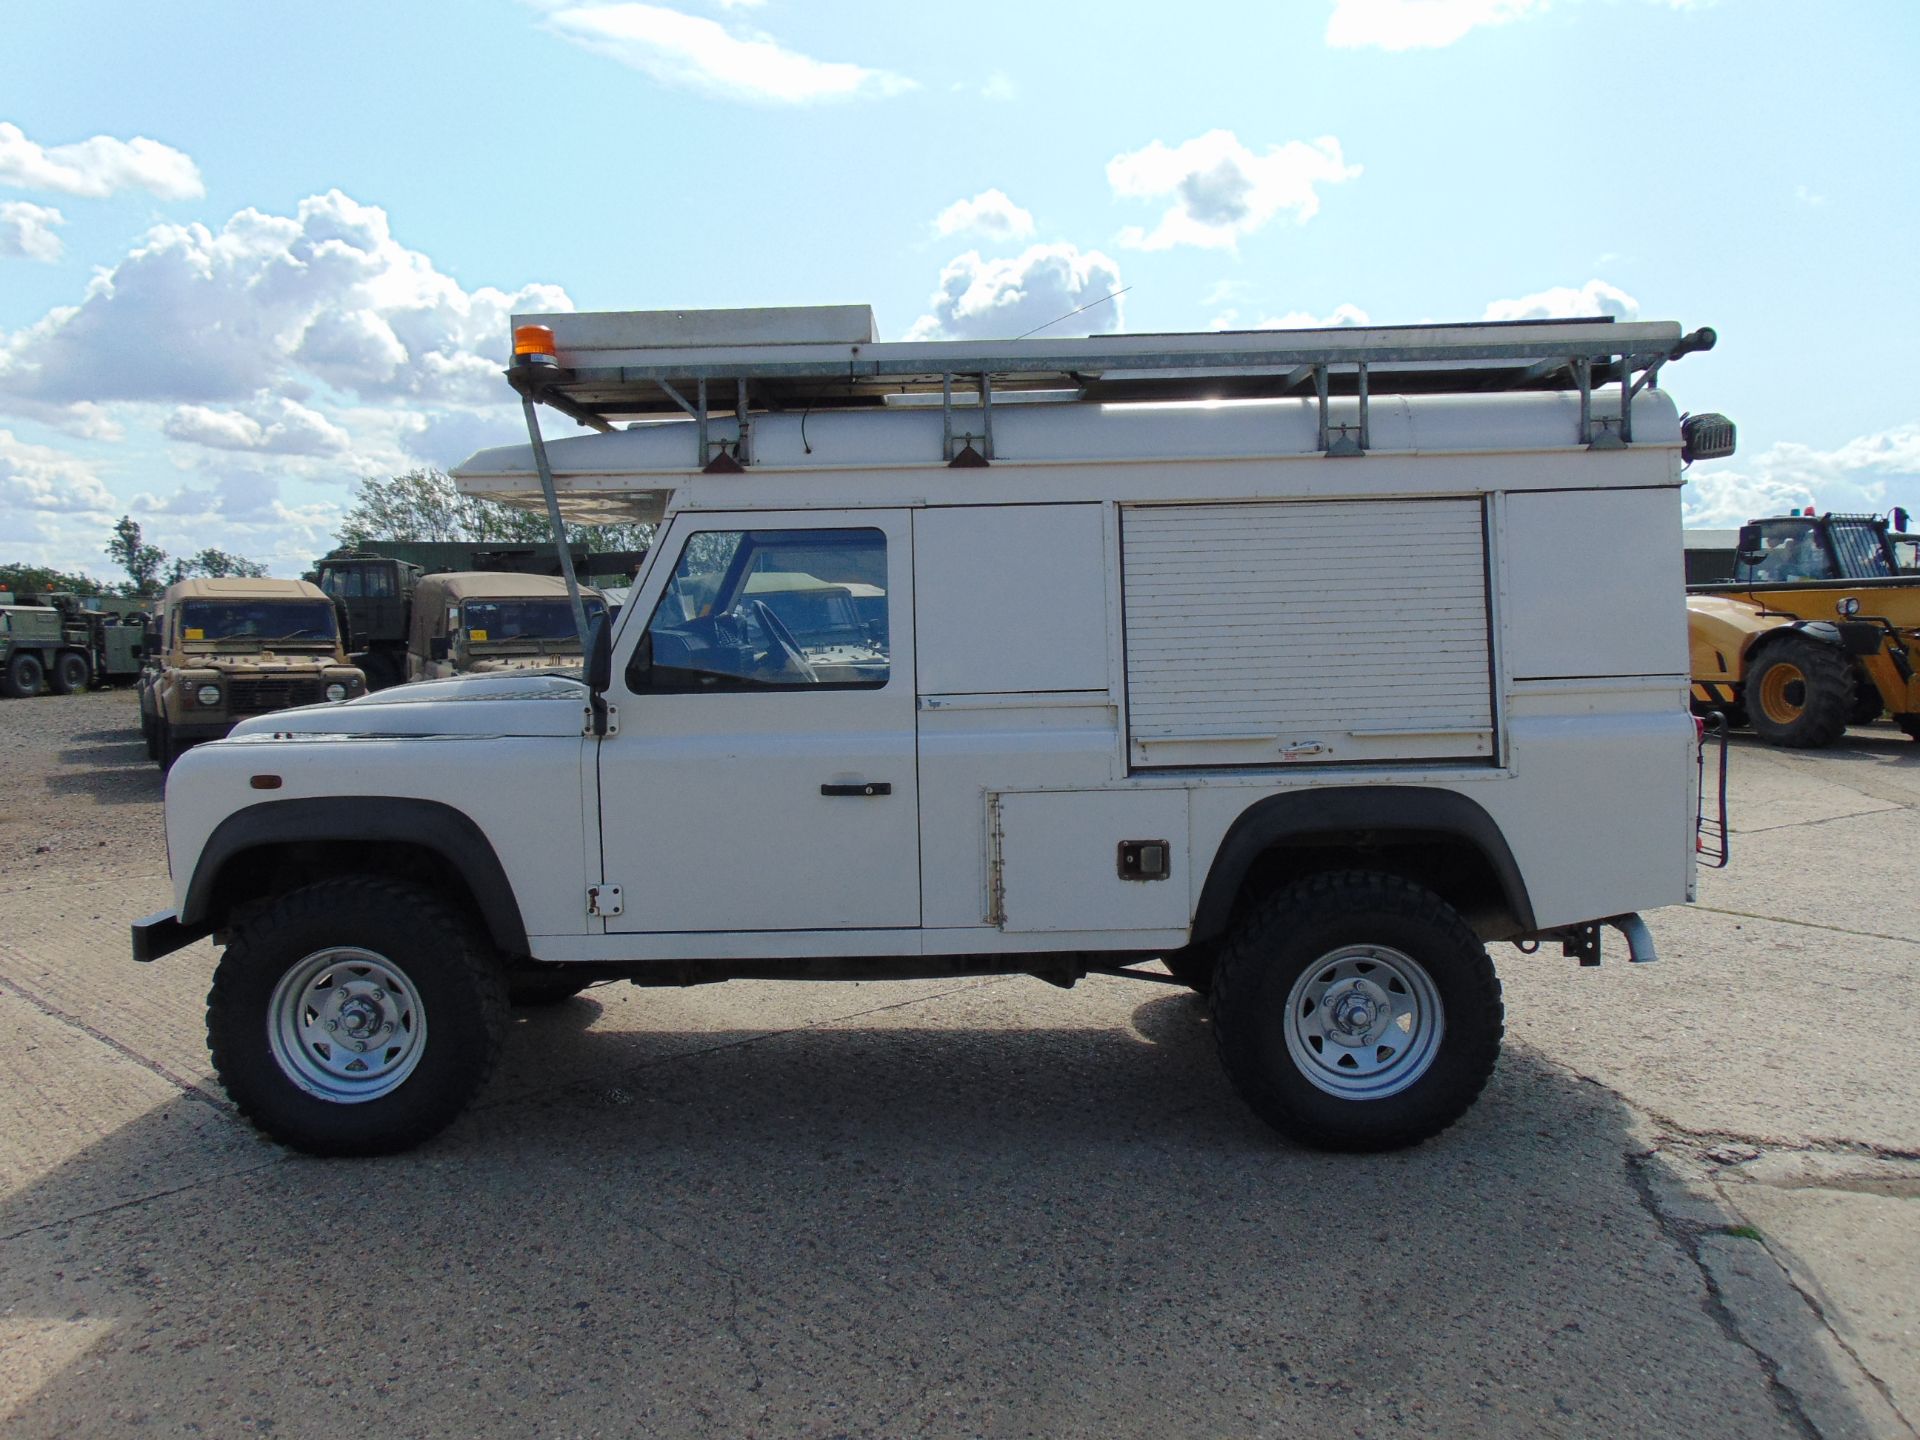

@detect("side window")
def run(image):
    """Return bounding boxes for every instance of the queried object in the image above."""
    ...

[629,528,889,692]
[365,566,395,598]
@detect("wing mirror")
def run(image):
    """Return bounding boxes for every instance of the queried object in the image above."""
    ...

[585,610,612,694]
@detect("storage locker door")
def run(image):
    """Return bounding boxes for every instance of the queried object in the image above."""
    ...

[1122,499,1494,768]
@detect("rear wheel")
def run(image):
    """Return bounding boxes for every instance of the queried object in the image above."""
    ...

[1746,636,1852,749]
[158,721,182,772]
[207,877,509,1156]
[50,651,91,695]
[141,710,159,760]
[1210,871,1503,1151]
[2,652,43,698]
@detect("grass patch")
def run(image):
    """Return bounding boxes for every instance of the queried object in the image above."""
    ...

[1724,1225,1764,1241]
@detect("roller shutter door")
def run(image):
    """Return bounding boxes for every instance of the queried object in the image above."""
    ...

[1122,499,1494,768]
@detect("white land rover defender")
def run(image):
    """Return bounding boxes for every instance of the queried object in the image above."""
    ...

[133,306,1734,1157]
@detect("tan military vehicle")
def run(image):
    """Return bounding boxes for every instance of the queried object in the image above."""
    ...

[138,577,366,769]
[406,572,606,681]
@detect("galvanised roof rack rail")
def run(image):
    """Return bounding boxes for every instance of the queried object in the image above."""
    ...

[502,305,1717,466]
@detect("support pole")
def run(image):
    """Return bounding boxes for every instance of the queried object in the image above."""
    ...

[520,395,593,654]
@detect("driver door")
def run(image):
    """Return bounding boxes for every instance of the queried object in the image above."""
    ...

[597,510,920,934]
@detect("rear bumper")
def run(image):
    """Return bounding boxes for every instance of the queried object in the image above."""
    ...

[131,908,212,963]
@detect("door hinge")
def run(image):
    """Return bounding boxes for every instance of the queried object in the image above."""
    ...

[587,884,624,918]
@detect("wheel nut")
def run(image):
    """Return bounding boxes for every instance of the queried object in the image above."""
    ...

[372,988,385,1000]
[351,1040,366,1052]
[326,1019,339,1031]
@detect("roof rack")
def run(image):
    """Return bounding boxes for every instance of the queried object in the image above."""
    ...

[496,304,1717,653]
[504,305,1716,463]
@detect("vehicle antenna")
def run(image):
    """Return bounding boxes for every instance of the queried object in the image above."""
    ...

[1013,286,1132,341]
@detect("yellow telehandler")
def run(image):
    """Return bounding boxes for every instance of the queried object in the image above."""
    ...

[1687,511,1920,748]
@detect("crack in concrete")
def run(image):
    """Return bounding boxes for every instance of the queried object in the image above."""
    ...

[1734,804,1908,836]
[1546,1059,1917,1437]
[0,964,230,1114]
[0,1156,286,1245]
[1687,904,1920,949]
[1623,1151,1824,1440]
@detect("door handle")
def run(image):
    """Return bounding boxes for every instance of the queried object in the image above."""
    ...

[821,782,892,797]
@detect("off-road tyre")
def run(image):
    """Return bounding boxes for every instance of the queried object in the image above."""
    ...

[507,966,598,1007]
[141,711,160,760]
[1849,668,1884,726]
[1898,714,1920,742]
[1210,871,1503,1152]
[2,652,43,698]
[1746,635,1852,749]
[158,721,183,773]
[207,877,509,1157]
[50,651,90,695]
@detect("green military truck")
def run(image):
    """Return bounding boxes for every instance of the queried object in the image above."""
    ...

[0,592,148,698]
[314,544,646,689]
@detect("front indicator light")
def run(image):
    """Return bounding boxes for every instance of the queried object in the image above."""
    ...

[325,683,347,702]
[196,684,221,706]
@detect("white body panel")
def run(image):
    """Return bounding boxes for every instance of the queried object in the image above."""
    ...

[166,381,1701,966]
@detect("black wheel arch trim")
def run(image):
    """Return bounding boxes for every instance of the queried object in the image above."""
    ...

[181,796,529,955]
[1191,787,1535,943]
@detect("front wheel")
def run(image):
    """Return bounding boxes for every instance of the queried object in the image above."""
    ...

[1746,636,1852,749]
[207,878,509,1156]
[2,652,43,698]
[1210,871,1503,1151]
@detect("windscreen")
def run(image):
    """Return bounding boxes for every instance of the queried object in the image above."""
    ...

[1827,521,1895,579]
[461,596,605,644]
[1736,520,1838,583]
[179,599,338,644]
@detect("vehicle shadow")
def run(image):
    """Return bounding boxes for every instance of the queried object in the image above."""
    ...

[43,740,161,803]
[0,994,1859,1439]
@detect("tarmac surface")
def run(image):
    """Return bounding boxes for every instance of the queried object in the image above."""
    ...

[0,689,1915,1438]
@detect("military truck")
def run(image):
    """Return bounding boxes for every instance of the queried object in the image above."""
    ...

[137,577,366,769]
[138,304,1735,1158]
[406,571,606,681]
[0,592,148,697]
[1687,510,1920,746]
[315,546,643,688]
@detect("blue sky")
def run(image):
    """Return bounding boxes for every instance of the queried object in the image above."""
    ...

[2,0,1916,578]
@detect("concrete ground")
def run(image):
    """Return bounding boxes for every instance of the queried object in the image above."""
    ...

[0,690,1915,1439]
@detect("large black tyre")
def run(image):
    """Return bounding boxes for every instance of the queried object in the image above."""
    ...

[506,966,599,1007]
[207,877,509,1156]
[158,721,183,773]
[1746,636,1852,749]
[1897,715,1920,742]
[141,710,160,760]
[1210,871,1503,1152]
[2,651,43,698]
[50,651,90,695]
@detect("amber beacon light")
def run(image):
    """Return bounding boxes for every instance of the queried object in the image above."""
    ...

[512,324,558,363]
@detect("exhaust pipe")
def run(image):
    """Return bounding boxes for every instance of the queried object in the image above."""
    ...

[1606,913,1658,964]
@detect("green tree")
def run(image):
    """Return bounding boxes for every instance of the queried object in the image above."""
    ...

[172,548,270,580]
[337,468,654,552]
[0,562,113,598]
[106,516,169,597]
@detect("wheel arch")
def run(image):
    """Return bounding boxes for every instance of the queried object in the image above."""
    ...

[182,797,529,957]
[1192,787,1535,945]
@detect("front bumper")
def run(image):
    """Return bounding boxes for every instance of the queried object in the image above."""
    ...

[131,908,212,963]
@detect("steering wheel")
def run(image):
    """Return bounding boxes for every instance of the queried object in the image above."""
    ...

[751,601,818,683]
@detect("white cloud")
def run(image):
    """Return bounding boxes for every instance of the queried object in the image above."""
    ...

[1327,0,1546,50]
[1108,130,1360,251]
[163,395,354,456]
[0,121,204,201]
[542,3,915,103]
[980,71,1016,101]
[1482,278,1638,321]
[0,201,66,262]
[0,189,572,413]
[1684,425,1920,527]
[906,244,1124,341]
[1794,184,1826,208]
[0,429,117,515]
[1217,303,1374,330]
[932,189,1035,241]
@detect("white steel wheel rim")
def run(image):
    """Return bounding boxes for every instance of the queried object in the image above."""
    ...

[1282,945,1444,1101]
[267,947,428,1104]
